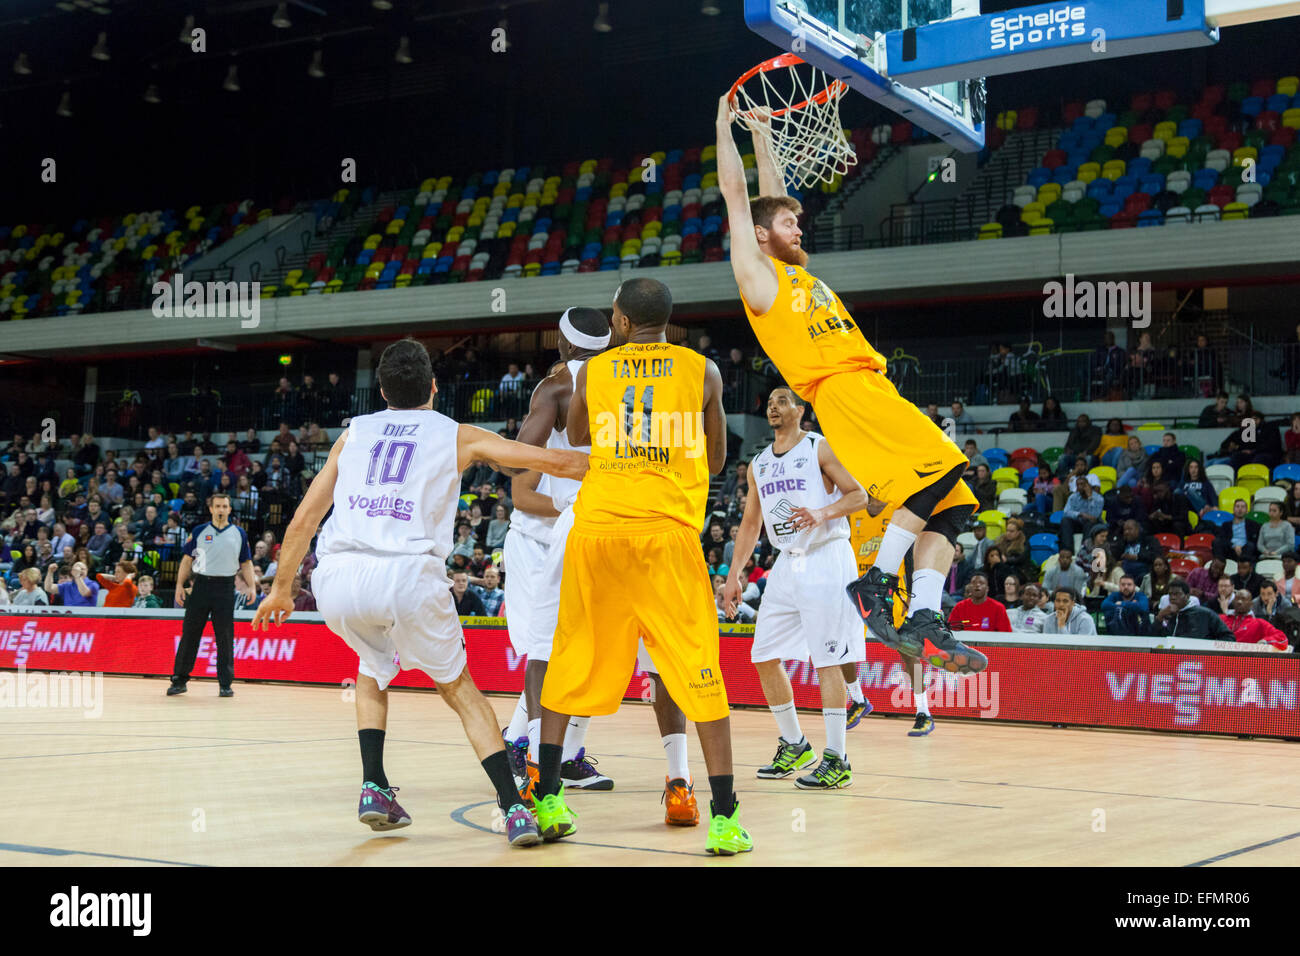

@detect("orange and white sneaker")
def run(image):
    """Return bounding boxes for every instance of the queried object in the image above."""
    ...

[662,776,700,827]
[519,760,540,808]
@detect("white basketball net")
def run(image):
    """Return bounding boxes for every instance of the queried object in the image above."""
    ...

[730,56,857,189]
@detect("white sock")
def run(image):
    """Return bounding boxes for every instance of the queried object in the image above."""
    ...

[908,568,945,618]
[846,680,864,704]
[505,692,529,741]
[527,718,541,760]
[824,708,847,760]
[915,684,931,716]
[561,716,590,762]
[769,700,804,744]
[873,524,917,574]
[663,733,690,782]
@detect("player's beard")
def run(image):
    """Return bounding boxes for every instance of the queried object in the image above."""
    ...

[768,233,808,268]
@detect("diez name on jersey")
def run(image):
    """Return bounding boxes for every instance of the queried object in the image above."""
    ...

[382,423,421,436]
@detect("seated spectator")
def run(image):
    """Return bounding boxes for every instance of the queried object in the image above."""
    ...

[1038,395,1067,431]
[705,547,729,578]
[1198,392,1233,429]
[1056,415,1102,477]
[1185,555,1226,605]
[223,440,252,478]
[451,569,486,616]
[1209,574,1237,616]
[968,463,996,511]
[1087,545,1125,600]
[1115,436,1149,488]
[1149,432,1185,480]
[130,573,159,608]
[942,542,972,609]
[1257,502,1292,559]
[982,546,1018,595]
[1043,587,1097,635]
[1052,459,1089,513]
[1224,413,1284,472]
[947,571,1011,631]
[1102,575,1151,635]
[1001,573,1023,609]
[1145,481,1190,538]
[58,467,80,500]
[1141,554,1175,606]
[44,560,99,607]
[1007,583,1048,632]
[1043,546,1090,596]
[1008,396,1040,433]
[1058,475,1103,550]
[962,440,988,477]
[1095,418,1129,460]
[291,574,316,612]
[1231,554,1264,598]
[467,545,490,578]
[1212,499,1259,561]
[1220,589,1289,650]
[1253,578,1291,625]
[464,502,490,547]
[1104,484,1147,536]
[448,524,476,569]
[11,567,48,605]
[239,427,261,455]
[1029,467,1059,514]
[949,400,976,434]
[96,559,138,608]
[472,565,505,616]
[1110,519,1160,581]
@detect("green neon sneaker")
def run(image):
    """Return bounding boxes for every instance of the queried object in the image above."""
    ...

[755,737,817,779]
[794,751,853,790]
[705,799,753,856]
[532,788,578,842]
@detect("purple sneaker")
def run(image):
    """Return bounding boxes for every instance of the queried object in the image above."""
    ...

[503,731,530,789]
[504,803,541,847]
[358,782,411,831]
[560,748,614,790]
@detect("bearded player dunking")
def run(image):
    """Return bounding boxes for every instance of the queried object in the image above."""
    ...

[715,97,987,675]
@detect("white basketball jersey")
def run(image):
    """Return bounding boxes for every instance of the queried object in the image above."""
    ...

[509,472,557,541]
[316,408,460,560]
[548,360,588,512]
[752,432,848,553]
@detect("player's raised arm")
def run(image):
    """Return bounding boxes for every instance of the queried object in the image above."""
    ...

[716,95,780,315]
[457,424,587,481]
[722,477,763,617]
[566,360,591,448]
[253,429,348,629]
[702,358,728,476]
[749,107,788,199]
[791,438,869,531]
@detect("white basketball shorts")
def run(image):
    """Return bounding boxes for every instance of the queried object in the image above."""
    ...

[502,525,551,657]
[314,551,466,689]
[750,539,865,669]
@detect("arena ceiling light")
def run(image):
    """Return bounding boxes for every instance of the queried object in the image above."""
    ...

[271,3,292,29]
[91,32,111,61]
[13,53,31,75]
[394,36,412,64]
[143,84,161,104]
[308,48,325,78]
[593,2,612,32]
[223,63,240,92]
[371,0,393,9]
[701,1,721,15]
[56,90,73,117]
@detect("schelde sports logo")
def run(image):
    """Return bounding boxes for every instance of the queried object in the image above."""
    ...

[990,4,1086,52]
[346,493,415,521]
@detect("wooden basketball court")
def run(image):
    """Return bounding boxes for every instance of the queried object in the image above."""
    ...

[2,676,1296,867]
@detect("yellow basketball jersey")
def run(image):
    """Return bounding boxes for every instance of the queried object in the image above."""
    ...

[850,508,909,630]
[574,342,710,533]
[741,256,887,399]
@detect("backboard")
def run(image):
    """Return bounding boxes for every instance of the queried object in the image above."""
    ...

[744,0,987,151]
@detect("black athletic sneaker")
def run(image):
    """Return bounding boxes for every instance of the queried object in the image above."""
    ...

[219,687,234,698]
[908,713,935,737]
[166,681,187,696]
[899,611,988,675]
[846,567,916,653]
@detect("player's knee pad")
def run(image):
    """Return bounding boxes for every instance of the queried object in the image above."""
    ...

[924,502,975,546]
[901,462,966,522]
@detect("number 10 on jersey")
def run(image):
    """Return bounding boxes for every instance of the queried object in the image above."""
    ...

[366,440,415,485]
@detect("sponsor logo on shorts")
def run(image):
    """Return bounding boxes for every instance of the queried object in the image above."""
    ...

[346,493,415,521]
[689,666,724,692]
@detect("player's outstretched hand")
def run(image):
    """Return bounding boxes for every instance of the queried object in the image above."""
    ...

[716,93,735,129]
[252,593,295,630]
[721,578,743,619]
[789,505,825,531]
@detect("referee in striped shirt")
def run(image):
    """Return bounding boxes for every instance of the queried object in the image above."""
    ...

[168,492,257,697]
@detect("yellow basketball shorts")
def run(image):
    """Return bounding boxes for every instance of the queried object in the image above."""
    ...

[540,520,729,724]
[810,369,970,510]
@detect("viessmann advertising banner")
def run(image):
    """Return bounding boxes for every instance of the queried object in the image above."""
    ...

[0,611,1296,738]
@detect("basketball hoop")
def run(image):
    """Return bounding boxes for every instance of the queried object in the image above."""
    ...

[728,53,857,189]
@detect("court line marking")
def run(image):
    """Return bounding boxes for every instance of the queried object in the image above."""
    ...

[0,841,206,867]
[0,737,352,761]
[1184,830,1300,867]
[949,778,1300,811]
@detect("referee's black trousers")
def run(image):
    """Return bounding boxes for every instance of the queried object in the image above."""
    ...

[171,574,236,687]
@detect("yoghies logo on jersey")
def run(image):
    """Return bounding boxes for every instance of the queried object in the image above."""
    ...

[346,494,415,521]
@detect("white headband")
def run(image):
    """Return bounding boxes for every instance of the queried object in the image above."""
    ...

[559,307,611,351]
